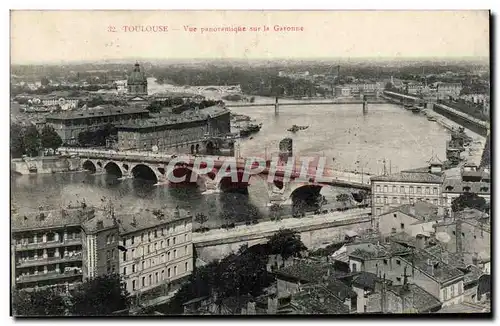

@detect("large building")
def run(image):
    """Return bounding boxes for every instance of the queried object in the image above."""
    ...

[12,205,194,301]
[127,63,148,96]
[45,107,150,145]
[11,208,89,291]
[347,240,465,307]
[370,158,445,219]
[116,105,231,153]
[436,83,463,99]
[81,207,194,298]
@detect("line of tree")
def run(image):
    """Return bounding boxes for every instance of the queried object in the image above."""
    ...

[10,124,62,158]
[451,192,488,213]
[12,274,130,316]
[160,229,307,315]
[77,123,116,147]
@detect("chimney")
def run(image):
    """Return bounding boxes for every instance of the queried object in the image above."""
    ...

[96,220,104,230]
[427,259,434,275]
[174,206,180,219]
[442,250,449,264]
[416,234,426,249]
[131,216,137,227]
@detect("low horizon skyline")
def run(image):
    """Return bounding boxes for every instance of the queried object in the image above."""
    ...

[10,55,491,66]
[11,11,489,65]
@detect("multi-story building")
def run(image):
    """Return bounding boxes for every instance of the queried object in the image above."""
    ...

[11,208,90,290]
[407,83,425,95]
[370,158,445,218]
[334,86,351,97]
[45,106,150,145]
[377,201,441,236]
[436,83,463,99]
[347,240,465,307]
[116,105,231,152]
[81,207,194,298]
[441,163,490,215]
[433,209,490,261]
[40,97,79,110]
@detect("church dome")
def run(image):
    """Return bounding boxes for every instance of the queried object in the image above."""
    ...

[127,63,147,85]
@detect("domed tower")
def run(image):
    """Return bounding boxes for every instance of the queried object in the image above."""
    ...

[127,62,148,96]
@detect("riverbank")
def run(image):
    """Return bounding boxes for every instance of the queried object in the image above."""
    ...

[11,156,81,175]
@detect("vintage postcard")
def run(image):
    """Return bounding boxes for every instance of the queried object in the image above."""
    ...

[10,10,491,317]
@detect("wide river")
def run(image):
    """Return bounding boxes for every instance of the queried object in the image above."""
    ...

[11,80,451,227]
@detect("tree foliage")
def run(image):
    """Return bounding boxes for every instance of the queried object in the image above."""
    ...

[41,125,62,151]
[12,288,67,316]
[23,125,41,157]
[10,123,25,158]
[267,229,307,260]
[451,192,487,212]
[194,213,208,226]
[69,273,130,316]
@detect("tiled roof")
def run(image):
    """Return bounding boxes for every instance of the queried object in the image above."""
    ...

[115,208,192,236]
[349,241,411,260]
[371,168,444,184]
[402,248,464,283]
[117,106,229,129]
[275,260,344,283]
[384,201,440,222]
[46,106,148,120]
[12,207,94,231]
[388,284,442,312]
[442,179,490,194]
[350,272,387,291]
[463,265,484,285]
[288,284,350,314]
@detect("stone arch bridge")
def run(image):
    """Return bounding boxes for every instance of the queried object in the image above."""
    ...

[63,147,371,207]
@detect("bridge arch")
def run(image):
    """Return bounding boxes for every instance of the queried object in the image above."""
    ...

[104,161,123,178]
[131,164,159,182]
[82,160,97,173]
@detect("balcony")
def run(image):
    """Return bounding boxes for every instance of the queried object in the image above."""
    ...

[16,254,83,268]
[16,270,83,284]
[15,238,82,251]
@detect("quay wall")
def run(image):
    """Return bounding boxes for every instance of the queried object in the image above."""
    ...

[11,156,81,175]
[193,208,372,263]
[433,104,488,137]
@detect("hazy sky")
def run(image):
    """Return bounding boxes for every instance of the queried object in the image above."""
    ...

[11,10,490,64]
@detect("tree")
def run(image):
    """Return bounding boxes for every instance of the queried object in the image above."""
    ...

[10,123,25,158]
[41,125,62,152]
[451,192,487,212]
[40,77,50,86]
[69,273,130,316]
[267,229,307,260]
[194,213,208,227]
[336,193,351,209]
[12,288,67,316]
[23,125,41,157]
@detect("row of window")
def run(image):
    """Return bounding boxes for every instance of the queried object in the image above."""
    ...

[122,223,189,247]
[375,196,439,206]
[123,245,190,269]
[129,261,189,292]
[122,237,189,262]
[375,184,438,195]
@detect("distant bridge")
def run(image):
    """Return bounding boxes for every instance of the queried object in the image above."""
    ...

[226,98,387,108]
[59,147,372,207]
